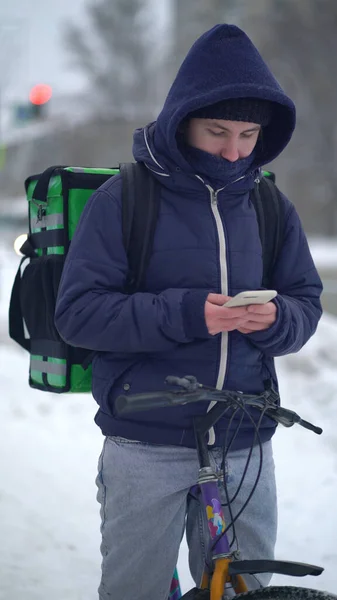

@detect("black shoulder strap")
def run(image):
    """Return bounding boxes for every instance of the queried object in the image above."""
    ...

[30,165,66,201]
[9,257,31,351]
[120,162,161,293]
[250,176,284,289]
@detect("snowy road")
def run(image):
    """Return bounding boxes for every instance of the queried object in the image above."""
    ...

[0,243,337,598]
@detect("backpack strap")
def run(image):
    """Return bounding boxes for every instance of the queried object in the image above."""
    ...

[30,165,67,201]
[120,162,161,293]
[250,175,285,289]
[8,257,31,352]
[9,167,65,354]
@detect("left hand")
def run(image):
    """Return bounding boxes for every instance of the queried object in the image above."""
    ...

[237,301,277,334]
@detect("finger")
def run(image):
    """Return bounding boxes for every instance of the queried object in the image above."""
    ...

[221,306,250,318]
[207,293,231,306]
[211,317,252,334]
[207,306,249,320]
[238,321,270,331]
[247,302,276,314]
[237,327,255,334]
[241,313,275,324]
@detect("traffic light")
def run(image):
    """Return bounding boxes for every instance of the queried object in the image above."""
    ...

[29,83,52,119]
[29,83,52,106]
[14,84,53,124]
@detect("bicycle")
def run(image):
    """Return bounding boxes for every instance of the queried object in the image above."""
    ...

[115,375,336,600]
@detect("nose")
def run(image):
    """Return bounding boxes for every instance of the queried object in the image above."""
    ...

[220,141,239,162]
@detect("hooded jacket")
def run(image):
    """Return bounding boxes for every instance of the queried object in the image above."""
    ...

[55,25,322,449]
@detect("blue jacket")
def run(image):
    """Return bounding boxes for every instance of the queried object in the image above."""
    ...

[55,25,322,449]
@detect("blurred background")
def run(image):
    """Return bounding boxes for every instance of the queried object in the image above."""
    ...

[1,1,337,599]
[1,0,337,313]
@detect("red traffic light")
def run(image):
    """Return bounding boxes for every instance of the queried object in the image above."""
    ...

[29,84,52,106]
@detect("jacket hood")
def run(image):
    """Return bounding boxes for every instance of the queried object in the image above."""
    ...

[133,24,296,173]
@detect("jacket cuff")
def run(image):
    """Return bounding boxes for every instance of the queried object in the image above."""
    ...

[182,290,211,339]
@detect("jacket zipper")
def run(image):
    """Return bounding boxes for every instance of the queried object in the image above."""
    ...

[205,185,228,445]
[196,174,248,446]
[207,186,229,387]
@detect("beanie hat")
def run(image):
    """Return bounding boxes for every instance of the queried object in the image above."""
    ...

[188,97,273,127]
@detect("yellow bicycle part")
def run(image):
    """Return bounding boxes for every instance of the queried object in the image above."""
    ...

[201,572,210,589]
[209,557,248,599]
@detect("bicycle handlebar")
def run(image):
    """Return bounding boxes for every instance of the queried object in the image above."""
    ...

[115,389,203,413]
[115,376,322,435]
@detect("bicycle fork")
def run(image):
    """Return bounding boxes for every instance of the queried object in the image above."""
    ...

[197,467,248,599]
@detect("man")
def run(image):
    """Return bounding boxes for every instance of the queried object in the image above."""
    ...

[55,24,322,599]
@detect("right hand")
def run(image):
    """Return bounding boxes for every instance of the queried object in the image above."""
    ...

[205,293,250,335]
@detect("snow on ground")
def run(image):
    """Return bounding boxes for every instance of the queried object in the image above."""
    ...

[0,242,337,599]
[309,237,337,269]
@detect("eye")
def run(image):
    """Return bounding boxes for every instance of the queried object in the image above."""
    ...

[241,132,257,139]
[207,129,225,137]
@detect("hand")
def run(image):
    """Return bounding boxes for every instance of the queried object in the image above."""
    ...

[205,293,251,335]
[237,302,277,334]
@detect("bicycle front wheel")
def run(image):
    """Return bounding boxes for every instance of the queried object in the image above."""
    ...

[234,586,337,599]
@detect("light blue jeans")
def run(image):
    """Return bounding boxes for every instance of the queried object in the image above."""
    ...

[96,437,277,600]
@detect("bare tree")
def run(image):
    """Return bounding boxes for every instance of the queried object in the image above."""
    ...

[171,0,237,73]
[64,0,158,119]
[256,0,337,235]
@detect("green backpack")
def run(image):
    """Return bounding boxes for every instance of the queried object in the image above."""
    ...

[8,164,283,394]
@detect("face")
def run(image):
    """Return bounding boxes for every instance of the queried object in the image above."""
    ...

[186,118,261,162]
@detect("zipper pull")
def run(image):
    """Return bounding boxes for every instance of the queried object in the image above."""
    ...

[37,204,46,222]
[254,168,262,185]
[211,189,218,204]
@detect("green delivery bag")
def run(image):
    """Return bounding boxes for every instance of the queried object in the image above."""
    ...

[8,162,281,395]
[8,163,161,393]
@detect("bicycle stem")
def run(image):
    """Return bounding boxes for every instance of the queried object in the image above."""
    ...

[193,402,233,468]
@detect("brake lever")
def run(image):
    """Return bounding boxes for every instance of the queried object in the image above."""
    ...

[265,406,322,435]
[165,375,200,391]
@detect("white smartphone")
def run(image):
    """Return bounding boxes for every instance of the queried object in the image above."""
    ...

[223,290,277,308]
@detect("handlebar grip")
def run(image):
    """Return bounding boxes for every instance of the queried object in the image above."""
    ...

[299,418,323,435]
[115,392,174,415]
[265,406,323,435]
[115,389,206,415]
